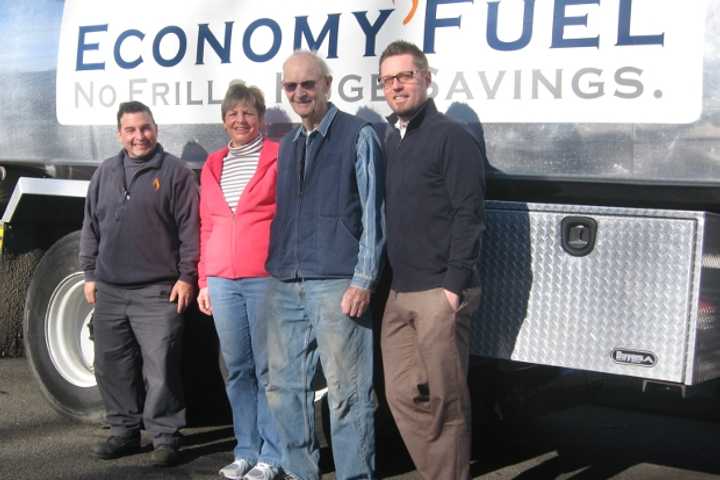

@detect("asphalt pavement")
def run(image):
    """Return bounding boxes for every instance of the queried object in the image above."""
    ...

[2,357,720,479]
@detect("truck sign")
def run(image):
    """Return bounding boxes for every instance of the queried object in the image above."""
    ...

[57,0,708,125]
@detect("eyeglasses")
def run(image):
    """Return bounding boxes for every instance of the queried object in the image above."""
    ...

[378,70,423,88]
[282,80,318,92]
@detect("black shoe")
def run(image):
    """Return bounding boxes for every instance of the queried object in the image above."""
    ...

[151,445,180,467]
[92,434,141,459]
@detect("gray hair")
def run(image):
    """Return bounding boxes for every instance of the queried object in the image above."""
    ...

[283,50,332,77]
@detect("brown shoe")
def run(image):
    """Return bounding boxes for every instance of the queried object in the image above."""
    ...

[151,445,181,467]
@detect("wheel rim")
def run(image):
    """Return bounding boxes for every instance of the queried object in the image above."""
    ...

[45,272,96,388]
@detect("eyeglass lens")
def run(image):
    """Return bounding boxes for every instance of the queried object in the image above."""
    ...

[282,80,317,92]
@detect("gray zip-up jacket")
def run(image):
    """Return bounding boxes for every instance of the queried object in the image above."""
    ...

[80,145,199,286]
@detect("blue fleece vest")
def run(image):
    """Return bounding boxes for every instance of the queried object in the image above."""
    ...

[267,110,367,280]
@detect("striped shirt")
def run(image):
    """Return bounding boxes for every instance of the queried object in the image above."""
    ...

[220,135,263,213]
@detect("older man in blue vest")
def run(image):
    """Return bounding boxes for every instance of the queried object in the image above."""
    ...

[265,50,385,480]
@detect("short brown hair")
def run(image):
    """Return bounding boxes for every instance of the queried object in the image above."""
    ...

[379,40,429,73]
[221,80,266,121]
[116,101,155,130]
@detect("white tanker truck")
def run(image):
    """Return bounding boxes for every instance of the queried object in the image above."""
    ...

[2,0,720,424]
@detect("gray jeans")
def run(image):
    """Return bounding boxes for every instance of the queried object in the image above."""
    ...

[93,281,185,447]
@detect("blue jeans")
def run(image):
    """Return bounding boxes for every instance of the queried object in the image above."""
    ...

[208,276,281,467]
[266,278,376,480]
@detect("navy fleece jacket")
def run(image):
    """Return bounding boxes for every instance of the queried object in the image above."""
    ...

[79,145,199,286]
[384,100,485,295]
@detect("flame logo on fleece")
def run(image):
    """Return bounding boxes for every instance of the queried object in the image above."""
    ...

[152,178,160,191]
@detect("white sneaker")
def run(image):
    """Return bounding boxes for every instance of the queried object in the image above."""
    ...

[243,462,279,480]
[219,459,253,479]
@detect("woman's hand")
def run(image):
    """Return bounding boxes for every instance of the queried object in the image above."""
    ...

[197,287,213,316]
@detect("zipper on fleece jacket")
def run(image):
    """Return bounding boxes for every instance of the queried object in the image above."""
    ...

[115,162,158,222]
[294,171,304,281]
[231,215,238,279]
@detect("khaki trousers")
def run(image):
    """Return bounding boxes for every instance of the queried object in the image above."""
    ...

[381,287,480,480]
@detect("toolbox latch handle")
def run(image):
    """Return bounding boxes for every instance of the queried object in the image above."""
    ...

[561,216,597,257]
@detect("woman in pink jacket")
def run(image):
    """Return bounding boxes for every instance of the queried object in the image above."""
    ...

[196,81,281,480]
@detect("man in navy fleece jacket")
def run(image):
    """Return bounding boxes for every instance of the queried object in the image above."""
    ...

[379,40,486,480]
[79,101,198,467]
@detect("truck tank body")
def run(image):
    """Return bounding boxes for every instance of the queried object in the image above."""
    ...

[2,0,720,421]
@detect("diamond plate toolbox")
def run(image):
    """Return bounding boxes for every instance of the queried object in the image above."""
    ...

[471,201,720,385]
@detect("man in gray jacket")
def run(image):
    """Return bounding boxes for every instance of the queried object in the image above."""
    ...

[80,101,199,467]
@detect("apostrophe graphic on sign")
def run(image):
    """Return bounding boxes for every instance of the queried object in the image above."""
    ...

[393,0,419,25]
[152,178,160,191]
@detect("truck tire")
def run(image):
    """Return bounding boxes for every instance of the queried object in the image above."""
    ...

[0,249,42,357]
[23,230,104,423]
